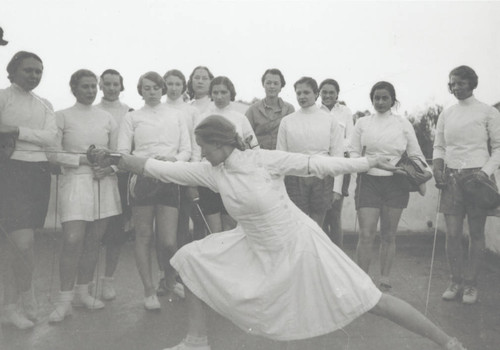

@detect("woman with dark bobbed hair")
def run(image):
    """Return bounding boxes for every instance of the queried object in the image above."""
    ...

[0,51,57,329]
[348,81,428,291]
[48,69,121,323]
[95,114,466,350]
[194,76,258,233]
[187,66,214,114]
[117,72,191,308]
[433,66,500,304]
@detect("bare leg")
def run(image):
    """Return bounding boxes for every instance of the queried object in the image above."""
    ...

[185,287,208,337]
[310,211,326,228]
[206,213,222,234]
[355,208,380,273]
[4,229,35,303]
[104,243,121,278]
[444,215,464,284]
[133,206,156,297]
[379,206,403,284]
[370,294,451,347]
[76,218,109,285]
[155,205,179,288]
[221,213,237,231]
[464,215,486,284]
[59,221,87,291]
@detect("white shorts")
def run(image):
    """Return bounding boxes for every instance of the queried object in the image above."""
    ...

[58,173,122,223]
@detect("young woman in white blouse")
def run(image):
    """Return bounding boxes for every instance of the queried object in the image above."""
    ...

[117,72,191,309]
[349,81,427,291]
[0,51,57,329]
[433,66,500,304]
[48,69,121,323]
[187,66,214,114]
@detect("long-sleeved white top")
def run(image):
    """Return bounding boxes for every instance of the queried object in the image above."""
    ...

[319,102,354,147]
[51,103,117,174]
[117,103,191,162]
[166,97,201,162]
[348,111,425,176]
[96,98,130,150]
[191,104,259,162]
[433,96,500,175]
[276,105,344,193]
[0,84,57,162]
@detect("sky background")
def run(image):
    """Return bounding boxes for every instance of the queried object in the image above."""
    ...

[1,0,499,115]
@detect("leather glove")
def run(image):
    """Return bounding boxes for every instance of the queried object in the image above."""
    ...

[433,158,447,189]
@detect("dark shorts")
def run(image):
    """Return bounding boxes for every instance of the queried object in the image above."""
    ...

[439,168,488,219]
[102,172,132,245]
[198,186,228,216]
[284,175,334,215]
[131,180,180,208]
[354,173,410,210]
[0,159,51,232]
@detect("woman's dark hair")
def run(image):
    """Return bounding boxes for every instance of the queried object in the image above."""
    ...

[195,114,246,151]
[137,71,167,96]
[293,77,319,94]
[164,69,187,94]
[100,69,124,91]
[319,79,340,94]
[70,69,97,96]
[369,81,398,107]
[448,65,478,91]
[187,66,214,99]
[209,76,236,101]
[7,51,43,83]
[261,68,286,87]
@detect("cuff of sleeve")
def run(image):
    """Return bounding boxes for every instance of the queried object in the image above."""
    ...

[16,126,24,140]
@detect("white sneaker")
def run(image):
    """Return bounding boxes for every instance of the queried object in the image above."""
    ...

[442,282,462,300]
[144,295,161,310]
[48,302,73,323]
[101,277,117,301]
[163,341,211,350]
[1,304,34,329]
[462,285,478,304]
[73,284,105,310]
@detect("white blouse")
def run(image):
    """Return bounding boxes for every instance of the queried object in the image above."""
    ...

[348,111,425,176]
[117,103,191,161]
[0,84,57,162]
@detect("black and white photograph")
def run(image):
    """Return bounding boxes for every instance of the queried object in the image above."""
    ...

[1,1,499,349]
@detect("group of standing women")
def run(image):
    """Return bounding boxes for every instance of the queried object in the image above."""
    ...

[0,50,494,350]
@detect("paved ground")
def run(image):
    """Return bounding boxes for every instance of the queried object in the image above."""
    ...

[1,232,499,350]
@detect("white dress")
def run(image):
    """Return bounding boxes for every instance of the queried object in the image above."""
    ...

[145,149,382,341]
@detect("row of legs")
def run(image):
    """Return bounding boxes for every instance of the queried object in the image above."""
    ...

[321,199,485,294]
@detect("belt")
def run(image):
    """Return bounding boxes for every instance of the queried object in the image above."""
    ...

[446,167,481,174]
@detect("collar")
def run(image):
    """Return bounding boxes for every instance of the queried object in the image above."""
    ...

[11,83,30,95]
[166,97,183,106]
[100,98,122,108]
[458,95,476,106]
[300,104,320,114]
[374,110,392,118]
[75,102,92,110]
[262,97,284,109]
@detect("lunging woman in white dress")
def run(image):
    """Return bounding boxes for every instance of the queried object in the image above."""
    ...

[97,115,466,350]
